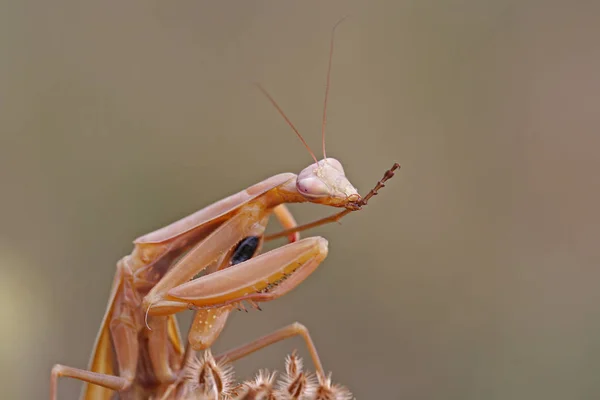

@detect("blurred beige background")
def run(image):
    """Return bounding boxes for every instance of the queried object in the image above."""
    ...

[2,1,600,399]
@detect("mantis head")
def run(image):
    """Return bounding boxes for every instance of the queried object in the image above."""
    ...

[257,19,370,211]
[297,158,361,209]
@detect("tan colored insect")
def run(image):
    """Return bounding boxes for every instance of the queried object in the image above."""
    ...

[50,22,399,400]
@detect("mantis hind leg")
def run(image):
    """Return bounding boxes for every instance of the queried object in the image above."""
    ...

[215,322,325,379]
[50,364,130,400]
[161,323,325,400]
[51,264,141,400]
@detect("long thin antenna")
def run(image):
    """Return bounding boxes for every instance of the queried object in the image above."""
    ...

[321,16,347,160]
[255,82,319,164]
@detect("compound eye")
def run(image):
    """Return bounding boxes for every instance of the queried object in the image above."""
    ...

[324,158,344,173]
[297,177,330,199]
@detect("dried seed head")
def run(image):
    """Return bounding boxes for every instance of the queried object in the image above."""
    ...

[182,351,353,400]
[253,369,278,388]
[183,350,235,399]
[313,372,353,400]
[275,351,317,400]
[234,369,278,400]
[285,351,303,378]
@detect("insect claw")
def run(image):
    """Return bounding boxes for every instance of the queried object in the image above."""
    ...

[144,301,154,331]
[247,299,262,311]
[238,302,249,313]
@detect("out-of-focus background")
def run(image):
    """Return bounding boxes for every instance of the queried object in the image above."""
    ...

[2,1,600,399]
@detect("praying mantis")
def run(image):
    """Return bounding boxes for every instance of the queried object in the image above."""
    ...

[50,22,400,400]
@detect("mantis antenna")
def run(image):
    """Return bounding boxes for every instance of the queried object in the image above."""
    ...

[254,83,319,165]
[321,16,347,160]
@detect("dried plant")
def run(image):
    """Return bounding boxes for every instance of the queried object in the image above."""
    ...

[178,350,236,400]
[273,351,318,399]
[180,350,354,400]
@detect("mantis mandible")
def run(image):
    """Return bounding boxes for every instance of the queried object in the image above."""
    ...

[50,21,400,400]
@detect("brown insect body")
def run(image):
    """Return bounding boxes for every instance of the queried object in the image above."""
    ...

[50,19,400,400]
